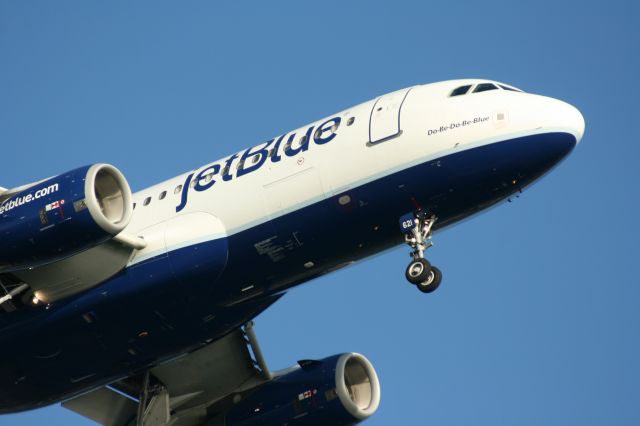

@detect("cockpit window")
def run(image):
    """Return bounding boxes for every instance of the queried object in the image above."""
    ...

[450,85,472,97]
[498,84,523,92]
[473,83,498,93]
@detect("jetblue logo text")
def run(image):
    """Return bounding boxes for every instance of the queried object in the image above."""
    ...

[176,117,341,212]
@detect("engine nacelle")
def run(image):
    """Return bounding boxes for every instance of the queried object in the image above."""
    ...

[0,164,133,270]
[225,353,381,426]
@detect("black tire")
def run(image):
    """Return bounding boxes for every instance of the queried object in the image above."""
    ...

[417,266,442,293]
[405,258,432,284]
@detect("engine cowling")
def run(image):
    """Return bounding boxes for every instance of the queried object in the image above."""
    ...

[225,353,381,426]
[0,164,133,270]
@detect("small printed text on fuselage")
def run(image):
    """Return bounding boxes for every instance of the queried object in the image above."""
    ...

[427,116,490,136]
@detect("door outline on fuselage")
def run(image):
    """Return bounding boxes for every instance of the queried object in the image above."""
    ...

[262,167,327,225]
[368,87,413,145]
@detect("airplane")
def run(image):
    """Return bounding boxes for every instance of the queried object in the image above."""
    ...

[0,79,584,426]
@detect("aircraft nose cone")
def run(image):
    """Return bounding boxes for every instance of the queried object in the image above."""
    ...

[564,102,585,143]
[553,99,585,143]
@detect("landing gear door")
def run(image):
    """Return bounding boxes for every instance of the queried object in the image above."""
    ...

[369,87,412,144]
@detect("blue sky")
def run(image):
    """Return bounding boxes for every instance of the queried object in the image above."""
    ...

[1,1,638,425]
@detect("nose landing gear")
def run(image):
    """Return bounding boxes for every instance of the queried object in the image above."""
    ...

[400,210,442,293]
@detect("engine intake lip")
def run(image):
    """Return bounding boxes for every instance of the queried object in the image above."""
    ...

[335,352,381,420]
[84,164,133,235]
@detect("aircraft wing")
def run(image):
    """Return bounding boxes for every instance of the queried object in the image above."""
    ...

[62,323,270,426]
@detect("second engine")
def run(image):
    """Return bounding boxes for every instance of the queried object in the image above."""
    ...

[225,352,381,426]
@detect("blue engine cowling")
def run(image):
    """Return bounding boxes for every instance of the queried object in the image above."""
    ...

[0,164,133,270]
[225,353,381,426]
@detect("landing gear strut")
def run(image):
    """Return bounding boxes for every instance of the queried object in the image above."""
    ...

[400,210,442,293]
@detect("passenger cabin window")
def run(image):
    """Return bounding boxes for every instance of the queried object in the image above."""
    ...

[143,197,151,206]
[347,117,355,126]
[159,191,167,200]
[450,85,472,97]
[473,83,498,93]
[174,185,182,194]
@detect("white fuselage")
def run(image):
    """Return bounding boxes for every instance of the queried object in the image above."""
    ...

[125,79,584,266]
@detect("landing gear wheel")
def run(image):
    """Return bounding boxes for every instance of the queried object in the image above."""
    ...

[416,266,442,293]
[405,258,432,284]
[400,210,442,293]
